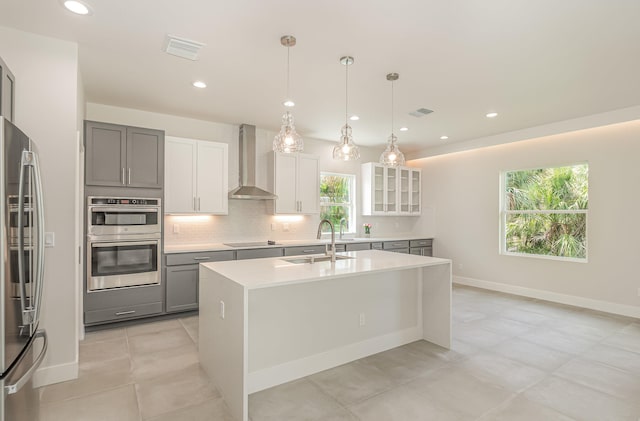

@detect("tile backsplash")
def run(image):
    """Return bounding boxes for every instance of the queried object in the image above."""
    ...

[164,200,420,246]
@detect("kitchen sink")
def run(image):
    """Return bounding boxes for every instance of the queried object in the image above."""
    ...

[283,255,354,264]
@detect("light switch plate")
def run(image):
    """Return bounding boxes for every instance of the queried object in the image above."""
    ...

[44,232,55,247]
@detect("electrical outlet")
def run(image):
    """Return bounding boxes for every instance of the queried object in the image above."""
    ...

[220,300,225,319]
[283,223,290,232]
[458,263,463,271]
[637,287,640,297]
[359,313,366,327]
[173,224,180,234]
[271,223,277,231]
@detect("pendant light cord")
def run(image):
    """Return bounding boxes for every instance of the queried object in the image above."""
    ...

[286,46,290,100]
[391,79,394,138]
[345,61,349,127]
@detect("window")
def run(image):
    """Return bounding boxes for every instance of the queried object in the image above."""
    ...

[320,172,356,233]
[501,163,588,261]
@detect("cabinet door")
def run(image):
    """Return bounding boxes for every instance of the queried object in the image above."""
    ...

[297,154,319,214]
[126,126,163,188]
[197,141,228,214]
[274,152,298,213]
[166,265,199,312]
[373,164,385,214]
[0,56,15,122]
[165,137,197,213]
[385,166,398,213]
[85,121,127,187]
[410,169,421,214]
[399,167,410,214]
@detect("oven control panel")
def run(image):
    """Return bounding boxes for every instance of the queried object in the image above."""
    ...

[89,197,159,206]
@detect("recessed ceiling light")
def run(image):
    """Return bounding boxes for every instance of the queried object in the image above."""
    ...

[399,127,408,132]
[440,135,449,140]
[283,100,295,107]
[63,0,91,15]
[486,112,498,118]
[192,81,207,88]
[349,115,359,121]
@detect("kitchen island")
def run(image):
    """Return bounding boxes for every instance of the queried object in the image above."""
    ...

[199,250,452,421]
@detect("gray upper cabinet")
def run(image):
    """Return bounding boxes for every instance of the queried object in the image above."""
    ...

[0,55,16,122]
[85,120,164,188]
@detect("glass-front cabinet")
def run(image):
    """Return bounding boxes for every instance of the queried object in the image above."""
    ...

[362,162,421,216]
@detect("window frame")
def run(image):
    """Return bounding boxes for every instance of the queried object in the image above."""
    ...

[499,162,589,263]
[319,171,357,234]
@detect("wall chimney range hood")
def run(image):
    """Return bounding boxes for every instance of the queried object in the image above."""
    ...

[229,124,278,200]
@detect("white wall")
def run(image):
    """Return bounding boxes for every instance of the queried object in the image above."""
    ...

[414,120,640,316]
[0,26,80,385]
[86,103,422,243]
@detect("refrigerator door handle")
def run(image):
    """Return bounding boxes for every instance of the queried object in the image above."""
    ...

[31,150,46,325]
[16,151,31,326]
[5,330,48,395]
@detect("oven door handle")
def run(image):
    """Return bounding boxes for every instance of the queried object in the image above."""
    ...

[88,207,159,213]
[90,240,159,248]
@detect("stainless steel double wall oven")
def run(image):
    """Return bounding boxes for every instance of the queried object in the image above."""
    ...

[86,197,161,292]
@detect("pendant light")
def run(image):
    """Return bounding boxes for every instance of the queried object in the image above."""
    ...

[333,56,360,161]
[379,73,406,167]
[273,35,303,153]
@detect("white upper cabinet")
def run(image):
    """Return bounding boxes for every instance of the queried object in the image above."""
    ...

[273,152,319,214]
[362,162,421,216]
[165,136,228,214]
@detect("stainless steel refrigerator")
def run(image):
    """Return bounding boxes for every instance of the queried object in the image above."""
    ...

[0,116,47,421]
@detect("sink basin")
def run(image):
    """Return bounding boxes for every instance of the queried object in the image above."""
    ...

[284,255,354,264]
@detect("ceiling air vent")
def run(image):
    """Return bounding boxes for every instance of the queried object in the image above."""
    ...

[409,108,434,118]
[163,35,205,61]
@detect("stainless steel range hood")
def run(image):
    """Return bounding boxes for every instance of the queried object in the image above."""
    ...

[228,124,278,200]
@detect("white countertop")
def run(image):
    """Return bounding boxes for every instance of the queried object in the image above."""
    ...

[201,249,450,290]
[164,237,429,254]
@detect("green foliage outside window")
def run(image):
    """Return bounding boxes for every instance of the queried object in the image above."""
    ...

[504,164,588,259]
[320,174,354,232]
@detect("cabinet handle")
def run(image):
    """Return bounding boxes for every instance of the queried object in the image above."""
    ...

[115,310,136,316]
[393,243,404,247]
[193,257,211,261]
[198,197,201,211]
[128,168,131,185]
[121,168,125,185]
[302,249,316,253]
[193,197,197,211]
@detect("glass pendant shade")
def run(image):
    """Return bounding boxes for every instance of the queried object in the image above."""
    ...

[273,110,303,153]
[379,134,405,166]
[334,56,359,161]
[333,124,360,161]
[273,35,303,153]
[380,72,405,167]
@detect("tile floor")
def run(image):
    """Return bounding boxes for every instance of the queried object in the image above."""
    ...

[38,286,640,420]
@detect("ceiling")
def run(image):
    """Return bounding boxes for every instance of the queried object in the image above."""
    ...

[1,0,639,155]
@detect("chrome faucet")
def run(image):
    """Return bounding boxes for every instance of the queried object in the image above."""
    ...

[339,218,347,240]
[317,219,336,262]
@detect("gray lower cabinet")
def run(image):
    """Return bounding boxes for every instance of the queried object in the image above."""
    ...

[345,242,371,251]
[165,250,234,313]
[283,245,326,256]
[409,239,433,256]
[0,55,16,122]
[84,284,164,325]
[236,248,284,260]
[85,120,164,188]
[382,240,410,254]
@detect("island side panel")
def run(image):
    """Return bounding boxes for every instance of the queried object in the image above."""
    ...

[421,261,452,348]
[199,265,248,421]
[247,269,422,392]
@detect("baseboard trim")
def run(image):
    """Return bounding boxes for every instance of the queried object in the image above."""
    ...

[33,361,79,388]
[454,276,640,319]
[248,326,423,394]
